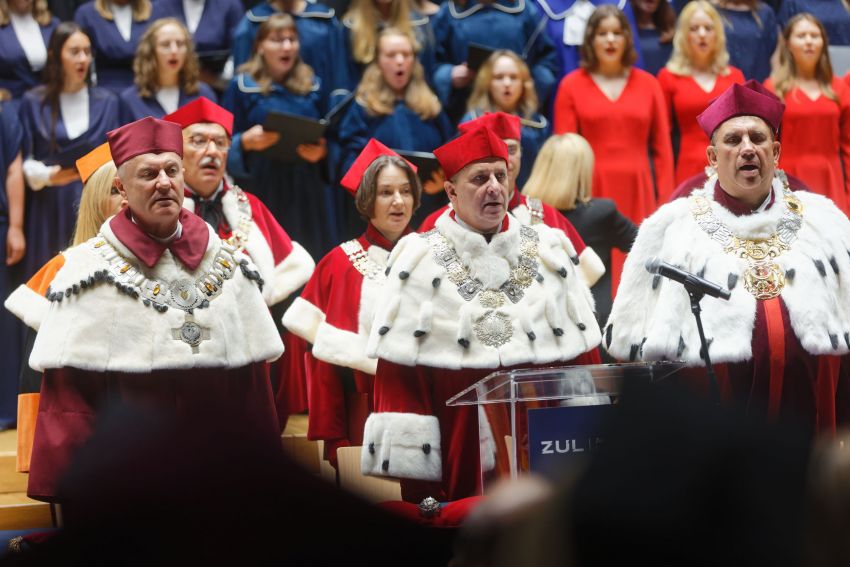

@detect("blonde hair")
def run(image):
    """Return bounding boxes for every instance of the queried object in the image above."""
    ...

[522,133,594,211]
[0,0,51,26]
[344,0,418,65]
[355,28,441,120]
[73,161,118,245]
[133,18,200,99]
[666,1,731,75]
[466,50,538,119]
[770,13,836,102]
[94,0,151,22]
[237,13,315,96]
[522,134,594,211]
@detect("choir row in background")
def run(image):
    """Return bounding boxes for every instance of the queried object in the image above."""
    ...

[7,0,850,107]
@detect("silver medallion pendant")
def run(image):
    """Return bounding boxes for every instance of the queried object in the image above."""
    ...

[169,279,200,310]
[473,310,513,347]
[171,312,211,354]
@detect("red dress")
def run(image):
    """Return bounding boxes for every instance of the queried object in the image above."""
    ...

[657,66,745,188]
[554,67,673,292]
[766,78,850,214]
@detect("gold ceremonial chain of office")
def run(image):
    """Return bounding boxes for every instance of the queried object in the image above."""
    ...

[223,186,254,251]
[689,175,802,300]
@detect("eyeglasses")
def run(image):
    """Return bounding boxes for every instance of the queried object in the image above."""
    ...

[264,35,298,47]
[186,134,230,151]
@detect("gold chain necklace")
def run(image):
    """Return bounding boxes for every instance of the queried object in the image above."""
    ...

[689,174,803,300]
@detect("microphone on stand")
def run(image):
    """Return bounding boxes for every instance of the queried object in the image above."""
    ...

[645,257,731,301]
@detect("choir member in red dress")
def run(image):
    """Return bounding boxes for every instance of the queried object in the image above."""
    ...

[766,13,850,213]
[282,139,422,468]
[362,125,600,503]
[658,0,744,188]
[554,5,673,291]
[607,80,850,433]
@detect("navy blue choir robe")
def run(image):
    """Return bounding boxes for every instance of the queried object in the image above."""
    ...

[637,26,672,77]
[231,2,352,105]
[341,10,438,93]
[534,0,642,81]
[155,0,244,74]
[18,86,119,279]
[118,82,218,124]
[780,0,850,46]
[224,73,337,259]
[460,108,550,189]
[0,17,59,100]
[74,0,164,94]
[0,103,24,427]
[339,99,453,226]
[431,0,559,111]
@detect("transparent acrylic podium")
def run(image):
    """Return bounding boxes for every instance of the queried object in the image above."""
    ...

[446,362,684,489]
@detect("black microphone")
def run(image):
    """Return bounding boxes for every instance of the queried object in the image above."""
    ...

[645,257,731,300]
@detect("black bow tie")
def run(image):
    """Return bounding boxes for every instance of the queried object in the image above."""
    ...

[196,192,226,231]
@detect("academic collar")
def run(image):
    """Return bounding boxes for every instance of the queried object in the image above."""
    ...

[507,189,522,211]
[449,209,510,240]
[365,222,410,251]
[110,207,210,271]
[714,182,775,217]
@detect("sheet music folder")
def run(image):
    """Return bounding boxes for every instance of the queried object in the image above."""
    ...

[467,43,496,72]
[395,149,442,184]
[261,111,327,162]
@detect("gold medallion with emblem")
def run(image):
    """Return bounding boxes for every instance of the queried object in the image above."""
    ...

[689,175,802,300]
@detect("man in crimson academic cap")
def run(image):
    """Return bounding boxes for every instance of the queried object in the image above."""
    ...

[418,112,605,287]
[25,116,284,502]
[163,97,314,309]
[164,97,315,429]
[606,80,850,433]
[361,124,601,504]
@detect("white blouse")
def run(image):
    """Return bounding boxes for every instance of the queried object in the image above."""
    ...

[155,86,180,114]
[183,0,205,33]
[59,88,90,140]
[10,12,47,71]
[110,2,133,42]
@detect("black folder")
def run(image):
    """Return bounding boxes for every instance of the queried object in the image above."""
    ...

[395,149,442,185]
[467,43,496,72]
[261,111,328,162]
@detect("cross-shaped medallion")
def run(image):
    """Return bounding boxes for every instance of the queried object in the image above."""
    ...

[171,312,210,354]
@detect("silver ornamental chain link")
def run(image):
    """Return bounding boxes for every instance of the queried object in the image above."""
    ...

[89,236,239,312]
[341,239,385,280]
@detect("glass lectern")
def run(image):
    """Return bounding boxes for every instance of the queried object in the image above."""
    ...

[446,362,684,489]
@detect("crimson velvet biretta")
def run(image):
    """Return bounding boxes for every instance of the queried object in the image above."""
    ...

[434,126,509,180]
[340,138,416,196]
[458,111,521,141]
[163,96,234,137]
[696,80,785,138]
[107,117,184,167]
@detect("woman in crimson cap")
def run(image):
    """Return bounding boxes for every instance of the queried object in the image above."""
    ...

[282,139,422,469]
